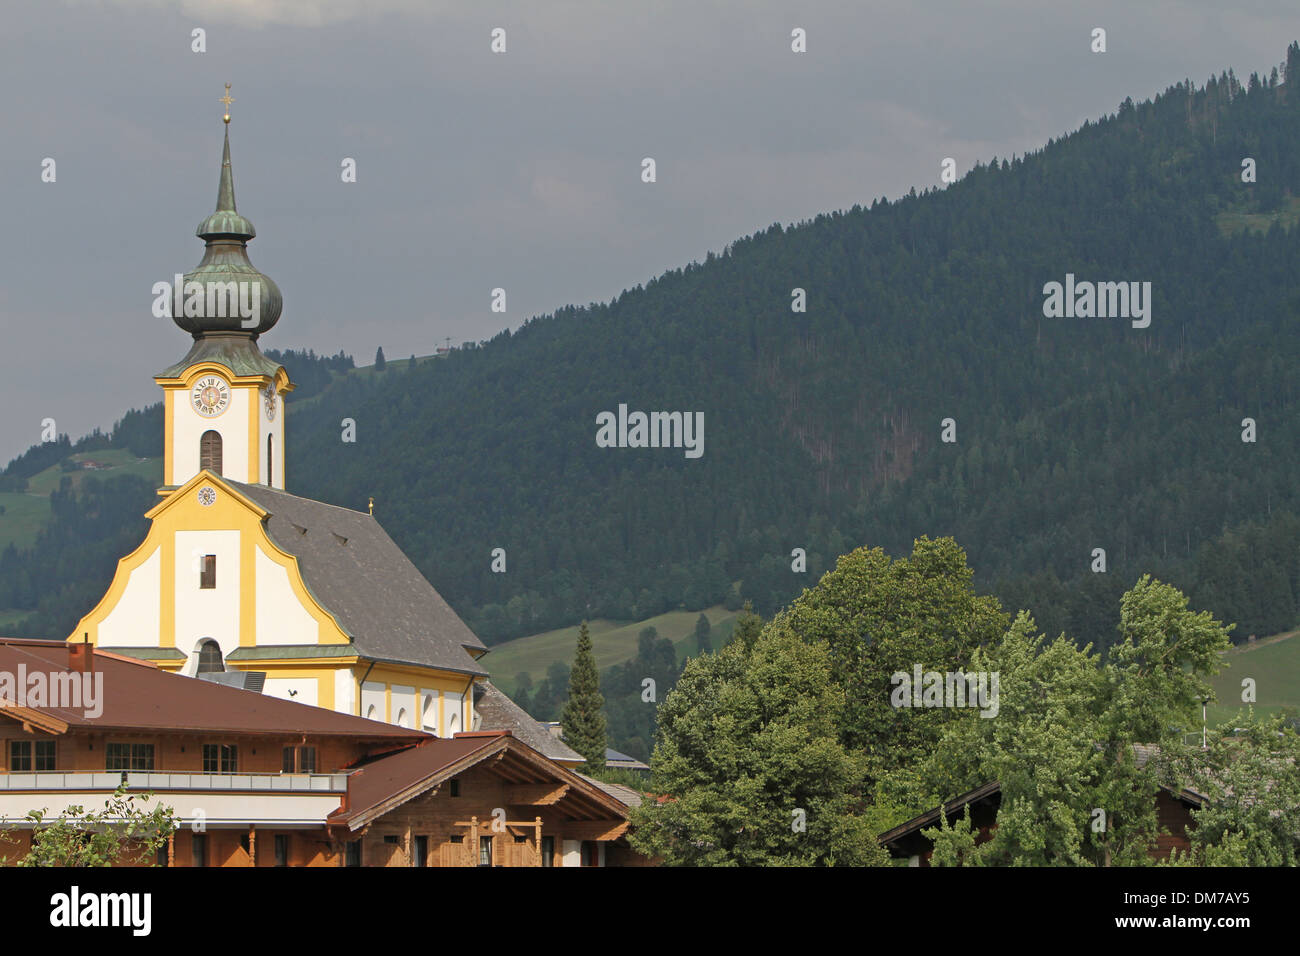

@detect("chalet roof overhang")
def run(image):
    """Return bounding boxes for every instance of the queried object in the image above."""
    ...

[330,732,631,834]
[878,778,1209,852]
[877,780,1002,849]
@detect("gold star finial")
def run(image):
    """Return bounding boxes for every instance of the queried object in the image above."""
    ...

[220,83,234,124]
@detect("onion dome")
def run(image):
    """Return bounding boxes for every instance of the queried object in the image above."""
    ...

[172,120,283,338]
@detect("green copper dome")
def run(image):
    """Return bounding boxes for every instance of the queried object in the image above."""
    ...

[172,124,283,338]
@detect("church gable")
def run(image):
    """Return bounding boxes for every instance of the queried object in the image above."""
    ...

[69,471,351,664]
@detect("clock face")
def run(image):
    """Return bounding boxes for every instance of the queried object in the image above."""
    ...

[263,383,277,421]
[191,376,230,418]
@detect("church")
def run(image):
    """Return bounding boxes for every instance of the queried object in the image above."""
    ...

[65,101,556,753]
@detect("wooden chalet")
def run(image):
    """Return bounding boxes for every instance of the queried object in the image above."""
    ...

[0,639,648,866]
[878,775,1207,866]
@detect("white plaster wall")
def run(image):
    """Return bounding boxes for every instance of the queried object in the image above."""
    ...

[391,685,416,728]
[360,681,386,722]
[254,548,319,645]
[418,689,439,734]
[444,691,464,737]
[335,670,357,717]
[97,546,161,647]
[263,677,318,707]
[171,384,251,485]
[174,530,240,665]
[258,389,284,488]
[561,839,581,867]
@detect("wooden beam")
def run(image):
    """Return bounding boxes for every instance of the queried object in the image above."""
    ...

[505,783,569,806]
[563,820,629,842]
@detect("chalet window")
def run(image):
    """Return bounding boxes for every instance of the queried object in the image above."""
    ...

[156,843,168,867]
[478,836,493,867]
[9,740,55,772]
[282,745,316,773]
[413,835,428,868]
[106,743,154,771]
[449,835,464,844]
[581,840,597,867]
[541,836,554,867]
[449,778,460,797]
[196,640,224,674]
[514,833,528,843]
[383,835,399,845]
[275,834,289,867]
[239,834,250,854]
[199,430,222,475]
[192,834,208,868]
[345,840,361,867]
[202,743,238,773]
[199,554,216,589]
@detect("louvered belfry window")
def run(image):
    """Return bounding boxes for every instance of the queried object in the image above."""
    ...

[196,640,224,674]
[200,430,223,475]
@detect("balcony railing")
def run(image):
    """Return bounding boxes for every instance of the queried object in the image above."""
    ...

[0,771,349,793]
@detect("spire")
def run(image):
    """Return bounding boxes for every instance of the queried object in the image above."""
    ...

[197,120,256,242]
[216,125,238,216]
[171,88,283,340]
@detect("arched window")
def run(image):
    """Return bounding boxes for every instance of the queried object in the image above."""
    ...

[196,640,224,674]
[422,694,437,734]
[200,430,223,475]
[447,711,460,736]
[365,705,377,720]
[396,708,408,728]
[267,434,274,485]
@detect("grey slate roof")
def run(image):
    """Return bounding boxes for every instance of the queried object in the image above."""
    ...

[473,681,583,763]
[605,746,650,771]
[226,480,487,676]
[577,774,645,809]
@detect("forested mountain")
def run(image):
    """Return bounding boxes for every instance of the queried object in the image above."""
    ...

[6,46,1300,657]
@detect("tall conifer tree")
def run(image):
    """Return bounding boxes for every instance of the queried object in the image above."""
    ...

[561,622,607,772]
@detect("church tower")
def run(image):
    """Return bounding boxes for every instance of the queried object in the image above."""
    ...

[154,99,292,494]
[70,91,492,738]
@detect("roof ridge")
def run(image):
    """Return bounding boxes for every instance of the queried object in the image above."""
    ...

[230,481,372,518]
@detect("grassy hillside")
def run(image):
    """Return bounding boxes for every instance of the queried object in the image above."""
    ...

[0,450,161,553]
[1207,628,1300,726]
[489,605,738,696]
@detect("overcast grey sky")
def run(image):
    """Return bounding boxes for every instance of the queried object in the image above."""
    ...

[0,0,1294,462]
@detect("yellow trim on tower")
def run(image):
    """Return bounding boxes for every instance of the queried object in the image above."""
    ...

[163,389,175,486]
[247,382,259,483]
[160,528,175,648]
[156,362,276,389]
[239,527,257,647]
